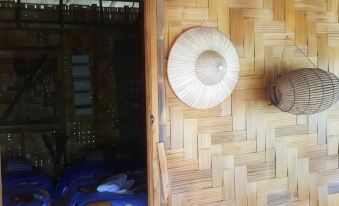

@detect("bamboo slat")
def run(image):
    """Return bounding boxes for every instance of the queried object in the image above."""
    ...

[288,148,298,191]
[328,193,339,206]
[198,116,233,134]
[285,0,295,32]
[230,8,244,56]
[255,33,265,74]
[234,166,248,206]
[229,0,264,8]
[295,11,307,45]
[223,168,235,200]
[170,106,184,149]
[165,0,196,7]
[196,0,208,7]
[245,100,256,140]
[212,144,224,187]
[169,193,184,206]
[257,194,268,206]
[208,0,218,20]
[244,20,255,57]
[297,158,310,200]
[309,155,338,172]
[318,184,328,206]
[318,112,327,144]
[184,119,198,160]
[198,133,212,170]
[212,130,247,144]
[309,173,318,206]
[267,191,293,206]
[318,34,329,70]
[234,152,266,166]
[308,21,318,57]
[183,7,208,20]
[218,0,229,36]
[219,97,232,117]
[273,0,285,21]
[327,137,338,155]
[157,142,171,201]
[276,138,288,178]
[183,187,223,206]
[247,162,272,182]
[232,90,246,131]
[170,170,212,193]
[247,182,257,206]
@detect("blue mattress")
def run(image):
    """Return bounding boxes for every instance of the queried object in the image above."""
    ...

[56,162,115,198]
[59,166,147,206]
[2,172,54,206]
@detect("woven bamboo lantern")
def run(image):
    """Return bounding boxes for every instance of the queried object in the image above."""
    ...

[268,68,339,115]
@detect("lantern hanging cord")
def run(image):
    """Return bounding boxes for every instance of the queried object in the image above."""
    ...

[201,19,208,27]
[280,36,318,69]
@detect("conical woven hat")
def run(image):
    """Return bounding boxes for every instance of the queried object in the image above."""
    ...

[167,27,240,109]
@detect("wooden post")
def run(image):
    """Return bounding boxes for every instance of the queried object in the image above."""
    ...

[144,0,161,205]
[0,147,3,206]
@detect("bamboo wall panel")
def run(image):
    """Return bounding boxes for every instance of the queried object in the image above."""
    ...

[163,0,339,205]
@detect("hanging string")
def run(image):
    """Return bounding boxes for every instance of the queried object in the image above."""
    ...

[280,36,318,69]
[201,19,208,27]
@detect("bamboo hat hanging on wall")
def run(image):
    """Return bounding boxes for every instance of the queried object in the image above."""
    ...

[167,27,240,109]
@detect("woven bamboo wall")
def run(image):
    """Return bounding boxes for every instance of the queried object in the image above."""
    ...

[163,0,339,205]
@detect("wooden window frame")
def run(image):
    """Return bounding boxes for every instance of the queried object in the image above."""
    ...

[144,0,161,205]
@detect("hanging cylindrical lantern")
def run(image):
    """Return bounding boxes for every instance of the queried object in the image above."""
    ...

[268,68,339,115]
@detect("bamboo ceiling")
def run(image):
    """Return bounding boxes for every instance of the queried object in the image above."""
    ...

[161,0,339,205]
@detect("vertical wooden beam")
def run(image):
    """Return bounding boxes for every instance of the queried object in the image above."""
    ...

[0,148,2,206]
[144,0,160,204]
